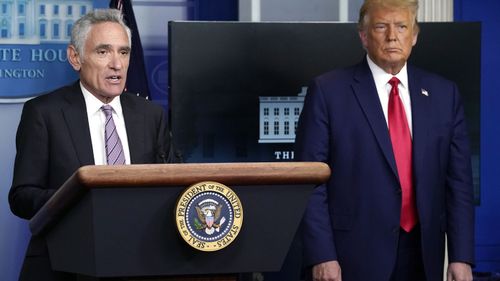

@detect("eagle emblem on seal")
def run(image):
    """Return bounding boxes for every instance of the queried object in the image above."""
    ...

[193,199,227,235]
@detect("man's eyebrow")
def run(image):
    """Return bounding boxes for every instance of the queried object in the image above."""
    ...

[372,20,389,24]
[93,44,131,52]
[119,46,132,52]
[95,44,112,50]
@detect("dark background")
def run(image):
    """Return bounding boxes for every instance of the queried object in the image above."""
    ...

[168,21,480,198]
[168,22,482,280]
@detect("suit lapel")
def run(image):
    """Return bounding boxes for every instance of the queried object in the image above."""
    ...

[121,94,146,164]
[351,61,399,178]
[407,66,430,185]
[62,83,94,166]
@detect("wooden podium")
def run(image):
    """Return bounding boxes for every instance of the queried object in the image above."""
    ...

[29,162,330,280]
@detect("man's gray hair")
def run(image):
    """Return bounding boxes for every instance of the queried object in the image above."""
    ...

[70,9,131,58]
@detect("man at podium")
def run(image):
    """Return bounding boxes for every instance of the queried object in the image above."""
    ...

[8,9,172,281]
[296,0,475,280]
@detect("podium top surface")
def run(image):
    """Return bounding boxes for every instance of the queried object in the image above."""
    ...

[74,162,330,187]
[30,162,330,235]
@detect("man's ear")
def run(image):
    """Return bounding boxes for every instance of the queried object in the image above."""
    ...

[358,30,368,50]
[412,31,419,47]
[67,45,82,71]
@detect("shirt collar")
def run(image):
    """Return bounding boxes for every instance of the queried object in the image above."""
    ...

[366,54,409,91]
[80,82,123,119]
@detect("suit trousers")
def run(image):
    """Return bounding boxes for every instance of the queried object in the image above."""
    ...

[303,226,427,281]
[390,225,426,281]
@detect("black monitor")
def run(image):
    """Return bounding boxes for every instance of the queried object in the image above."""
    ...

[168,21,480,201]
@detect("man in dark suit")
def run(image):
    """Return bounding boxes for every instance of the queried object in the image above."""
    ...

[296,0,474,280]
[8,9,172,281]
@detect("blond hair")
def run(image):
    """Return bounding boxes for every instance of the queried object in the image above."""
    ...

[358,0,419,31]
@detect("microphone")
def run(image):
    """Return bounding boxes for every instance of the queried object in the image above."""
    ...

[158,151,167,164]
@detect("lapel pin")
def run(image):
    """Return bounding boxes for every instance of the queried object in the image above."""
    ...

[421,89,429,96]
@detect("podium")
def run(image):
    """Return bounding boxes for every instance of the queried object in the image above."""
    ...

[30,162,330,280]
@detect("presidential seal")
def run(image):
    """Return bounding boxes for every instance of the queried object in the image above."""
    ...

[175,181,243,252]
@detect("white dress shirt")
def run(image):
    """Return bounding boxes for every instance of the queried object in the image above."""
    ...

[366,55,413,137]
[80,83,131,165]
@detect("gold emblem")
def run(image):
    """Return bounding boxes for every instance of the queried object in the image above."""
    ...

[175,181,243,251]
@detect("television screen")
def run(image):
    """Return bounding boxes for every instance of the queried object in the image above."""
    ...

[168,21,480,201]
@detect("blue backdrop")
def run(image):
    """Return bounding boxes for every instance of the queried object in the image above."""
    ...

[455,0,500,273]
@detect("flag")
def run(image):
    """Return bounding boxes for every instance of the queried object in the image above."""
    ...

[110,0,151,99]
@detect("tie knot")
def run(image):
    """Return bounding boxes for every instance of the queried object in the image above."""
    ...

[101,104,113,116]
[389,77,400,88]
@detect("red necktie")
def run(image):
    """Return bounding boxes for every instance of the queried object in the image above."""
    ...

[388,77,418,232]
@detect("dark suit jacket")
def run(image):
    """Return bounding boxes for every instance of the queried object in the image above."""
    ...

[296,59,475,281]
[8,81,172,281]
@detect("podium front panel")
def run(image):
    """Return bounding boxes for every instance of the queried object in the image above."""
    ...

[46,184,314,278]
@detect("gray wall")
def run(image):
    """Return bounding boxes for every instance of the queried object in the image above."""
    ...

[261,0,341,21]
[251,0,365,22]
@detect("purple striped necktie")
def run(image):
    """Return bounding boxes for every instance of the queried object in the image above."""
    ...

[101,105,126,165]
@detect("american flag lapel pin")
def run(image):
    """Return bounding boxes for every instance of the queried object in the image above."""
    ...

[421,89,429,96]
